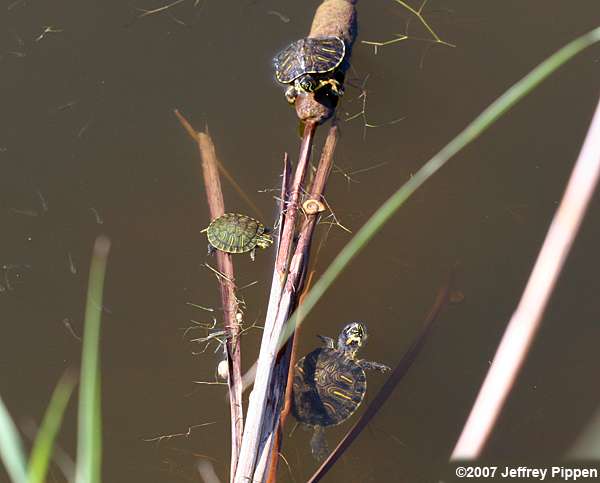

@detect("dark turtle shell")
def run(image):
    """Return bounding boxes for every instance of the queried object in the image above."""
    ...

[292,347,367,427]
[206,213,265,254]
[273,36,346,85]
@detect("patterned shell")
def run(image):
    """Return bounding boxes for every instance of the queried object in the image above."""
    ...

[206,213,265,253]
[292,347,367,427]
[273,36,346,84]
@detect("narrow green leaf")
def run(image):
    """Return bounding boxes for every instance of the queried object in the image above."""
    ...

[279,26,600,348]
[27,372,76,483]
[0,398,28,483]
[91,369,102,482]
[76,236,110,483]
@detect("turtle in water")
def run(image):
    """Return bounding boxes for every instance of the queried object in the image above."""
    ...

[273,36,346,104]
[201,213,273,261]
[292,321,390,461]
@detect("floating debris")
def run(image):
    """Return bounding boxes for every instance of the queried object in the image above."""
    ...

[449,290,465,304]
[36,190,48,212]
[77,117,93,138]
[2,264,31,290]
[8,0,26,11]
[143,422,217,444]
[56,100,78,111]
[267,10,290,23]
[67,252,77,275]
[35,26,64,42]
[89,207,103,224]
[63,318,82,341]
[186,302,214,312]
[8,208,39,217]
[136,0,186,18]
[217,359,229,380]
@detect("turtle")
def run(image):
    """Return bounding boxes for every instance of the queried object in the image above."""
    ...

[292,321,390,461]
[201,213,273,261]
[273,36,346,104]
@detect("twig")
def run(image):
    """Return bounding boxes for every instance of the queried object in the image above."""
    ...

[136,0,186,17]
[175,110,243,482]
[361,0,455,54]
[451,94,600,459]
[144,422,217,444]
[35,26,63,42]
[308,278,451,482]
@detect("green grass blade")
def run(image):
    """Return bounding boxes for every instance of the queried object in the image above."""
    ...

[76,236,110,483]
[279,26,600,347]
[0,398,28,483]
[27,372,76,483]
[91,371,102,481]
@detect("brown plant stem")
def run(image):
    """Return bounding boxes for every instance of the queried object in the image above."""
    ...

[256,125,339,483]
[267,124,339,483]
[234,121,317,482]
[264,152,296,483]
[264,269,316,483]
[236,1,353,478]
[451,94,600,459]
[174,110,243,482]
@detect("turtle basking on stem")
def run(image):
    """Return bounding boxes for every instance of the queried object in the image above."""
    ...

[201,213,273,261]
[273,36,346,104]
[292,321,390,461]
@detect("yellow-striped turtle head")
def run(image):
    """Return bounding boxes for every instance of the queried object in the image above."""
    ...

[338,321,368,358]
[256,231,274,250]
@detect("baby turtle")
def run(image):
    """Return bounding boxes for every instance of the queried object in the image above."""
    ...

[201,213,273,261]
[292,321,390,461]
[273,36,346,104]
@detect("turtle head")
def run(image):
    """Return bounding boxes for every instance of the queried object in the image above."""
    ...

[296,75,318,93]
[338,321,368,358]
[257,232,274,250]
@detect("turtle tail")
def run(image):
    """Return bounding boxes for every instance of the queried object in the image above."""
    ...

[310,426,329,461]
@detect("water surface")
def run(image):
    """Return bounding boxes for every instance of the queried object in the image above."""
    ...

[1,1,599,481]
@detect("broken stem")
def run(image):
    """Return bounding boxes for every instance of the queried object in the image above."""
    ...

[174,109,243,482]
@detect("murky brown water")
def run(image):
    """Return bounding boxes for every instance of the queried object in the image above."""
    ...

[2,1,600,482]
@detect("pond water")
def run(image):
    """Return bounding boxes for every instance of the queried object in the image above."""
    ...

[1,1,599,482]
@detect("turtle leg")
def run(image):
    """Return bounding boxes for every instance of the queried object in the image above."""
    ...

[358,360,391,372]
[314,78,344,97]
[250,248,256,262]
[285,85,297,104]
[207,244,216,256]
[316,335,336,349]
[310,426,329,461]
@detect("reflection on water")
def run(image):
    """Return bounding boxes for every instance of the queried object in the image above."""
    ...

[1,0,600,481]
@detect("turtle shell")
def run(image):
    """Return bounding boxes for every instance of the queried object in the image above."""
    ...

[273,36,346,85]
[206,213,265,254]
[292,347,367,427]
